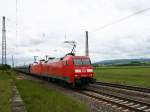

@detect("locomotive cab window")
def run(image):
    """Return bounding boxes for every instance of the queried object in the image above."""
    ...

[66,60,69,66]
[73,58,91,66]
[63,60,69,66]
[82,59,91,65]
[73,59,82,66]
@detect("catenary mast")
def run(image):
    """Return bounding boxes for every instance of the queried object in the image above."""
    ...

[2,16,6,65]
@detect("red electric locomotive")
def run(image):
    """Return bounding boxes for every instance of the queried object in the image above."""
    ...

[30,53,95,86]
[29,41,95,86]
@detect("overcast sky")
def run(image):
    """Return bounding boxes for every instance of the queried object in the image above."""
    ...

[0,0,150,65]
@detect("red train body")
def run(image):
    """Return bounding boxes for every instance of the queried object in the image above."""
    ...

[30,54,95,86]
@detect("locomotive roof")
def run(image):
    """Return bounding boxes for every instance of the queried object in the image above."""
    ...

[73,56,89,58]
[64,55,90,59]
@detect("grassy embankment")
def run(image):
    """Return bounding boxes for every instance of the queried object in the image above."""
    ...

[0,71,89,112]
[0,71,12,112]
[94,66,150,88]
[12,71,89,112]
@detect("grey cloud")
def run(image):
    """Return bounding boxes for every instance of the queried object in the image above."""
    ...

[113,0,150,12]
[0,0,150,65]
[90,33,150,60]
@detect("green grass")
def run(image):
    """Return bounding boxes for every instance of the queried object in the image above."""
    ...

[0,71,12,112]
[13,73,89,112]
[94,67,150,88]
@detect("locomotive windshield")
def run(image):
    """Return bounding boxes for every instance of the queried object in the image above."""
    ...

[73,58,91,66]
[82,59,91,65]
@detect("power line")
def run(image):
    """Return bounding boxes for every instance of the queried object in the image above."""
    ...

[16,0,18,40]
[92,7,150,32]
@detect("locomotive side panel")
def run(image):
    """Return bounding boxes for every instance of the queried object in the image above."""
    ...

[47,60,63,80]
[63,57,75,84]
[39,61,47,76]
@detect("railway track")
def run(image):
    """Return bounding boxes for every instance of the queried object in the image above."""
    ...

[79,88,150,112]
[95,81,150,93]
[90,83,150,104]
[18,71,150,112]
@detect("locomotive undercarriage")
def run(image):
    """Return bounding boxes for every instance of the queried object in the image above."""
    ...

[75,77,96,86]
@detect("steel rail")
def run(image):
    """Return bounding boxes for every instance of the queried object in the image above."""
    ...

[79,89,150,112]
[96,81,150,93]
[87,88,150,107]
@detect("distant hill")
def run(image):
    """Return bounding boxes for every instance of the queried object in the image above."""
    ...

[93,58,150,66]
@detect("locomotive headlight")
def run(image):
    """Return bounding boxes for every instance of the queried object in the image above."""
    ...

[75,69,81,73]
[75,74,79,77]
[87,69,93,72]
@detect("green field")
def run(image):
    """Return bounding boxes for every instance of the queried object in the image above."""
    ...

[0,71,12,112]
[94,66,150,88]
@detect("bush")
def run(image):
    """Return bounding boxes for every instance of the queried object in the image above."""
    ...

[0,64,11,70]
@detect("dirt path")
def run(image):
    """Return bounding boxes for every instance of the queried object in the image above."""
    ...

[11,83,27,112]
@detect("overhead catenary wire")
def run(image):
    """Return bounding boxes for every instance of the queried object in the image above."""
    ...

[16,0,18,40]
[92,7,150,32]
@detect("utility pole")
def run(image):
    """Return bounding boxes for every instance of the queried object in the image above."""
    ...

[2,16,7,65]
[85,31,89,57]
[12,55,14,68]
